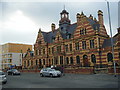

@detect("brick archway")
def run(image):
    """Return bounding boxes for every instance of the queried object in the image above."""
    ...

[83,55,89,67]
[107,53,113,62]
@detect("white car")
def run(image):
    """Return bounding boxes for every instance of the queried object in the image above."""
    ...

[40,68,61,77]
[0,71,7,84]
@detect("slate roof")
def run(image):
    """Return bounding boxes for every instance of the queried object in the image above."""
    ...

[24,51,34,58]
[102,36,117,48]
[40,17,100,43]
[87,18,100,31]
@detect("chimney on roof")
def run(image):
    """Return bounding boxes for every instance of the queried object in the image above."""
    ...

[98,10,104,25]
[89,14,93,20]
[94,17,97,22]
[76,13,80,22]
[51,23,56,32]
[81,11,84,18]
[38,28,41,33]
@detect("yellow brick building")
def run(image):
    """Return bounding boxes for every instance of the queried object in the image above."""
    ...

[0,43,32,69]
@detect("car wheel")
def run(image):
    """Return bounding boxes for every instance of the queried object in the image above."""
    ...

[50,74,53,77]
[3,81,7,84]
[40,73,43,77]
[58,74,61,77]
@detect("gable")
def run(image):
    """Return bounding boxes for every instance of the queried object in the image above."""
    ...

[35,31,46,47]
[73,18,96,39]
[54,30,63,43]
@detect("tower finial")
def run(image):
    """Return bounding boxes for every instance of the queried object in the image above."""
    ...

[64,5,65,10]
[38,28,41,33]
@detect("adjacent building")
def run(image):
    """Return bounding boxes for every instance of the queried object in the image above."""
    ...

[22,9,120,73]
[0,43,32,69]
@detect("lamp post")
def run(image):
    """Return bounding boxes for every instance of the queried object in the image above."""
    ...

[105,0,116,77]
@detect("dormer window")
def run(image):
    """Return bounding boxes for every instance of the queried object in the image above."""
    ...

[38,41,41,44]
[67,33,71,39]
[58,36,59,41]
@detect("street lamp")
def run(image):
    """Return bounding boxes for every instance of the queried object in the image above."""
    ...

[105,0,116,77]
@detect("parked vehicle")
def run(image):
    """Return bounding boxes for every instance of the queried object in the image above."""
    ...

[40,68,61,77]
[0,71,7,84]
[7,69,20,75]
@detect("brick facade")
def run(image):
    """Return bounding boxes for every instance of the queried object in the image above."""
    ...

[22,9,120,74]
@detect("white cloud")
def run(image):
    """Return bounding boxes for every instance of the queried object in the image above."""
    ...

[2,10,39,33]
[0,10,39,44]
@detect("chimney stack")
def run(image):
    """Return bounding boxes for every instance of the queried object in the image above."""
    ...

[89,14,93,20]
[51,23,56,32]
[76,13,80,22]
[98,10,104,25]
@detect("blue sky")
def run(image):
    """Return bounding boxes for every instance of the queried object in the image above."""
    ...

[0,0,119,45]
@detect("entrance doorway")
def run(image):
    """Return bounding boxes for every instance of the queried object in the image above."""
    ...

[83,55,89,67]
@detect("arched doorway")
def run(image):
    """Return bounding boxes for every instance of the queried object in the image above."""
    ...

[91,54,96,74]
[66,57,69,65]
[83,55,89,67]
[91,54,96,63]
[39,59,42,68]
[76,56,80,64]
[70,57,73,64]
[60,56,63,65]
[107,53,113,62]
[119,52,120,60]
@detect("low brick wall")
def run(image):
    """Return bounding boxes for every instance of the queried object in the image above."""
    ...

[108,66,120,74]
[20,67,94,74]
[64,67,94,74]
[20,69,40,73]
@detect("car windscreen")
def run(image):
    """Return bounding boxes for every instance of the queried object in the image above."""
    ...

[48,69,55,71]
[12,69,18,72]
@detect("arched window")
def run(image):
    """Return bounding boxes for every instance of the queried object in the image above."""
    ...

[43,59,45,65]
[36,60,38,65]
[107,53,113,62]
[91,54,96,63]
[27,60,29,66]
[60,56,63,64]
[49,59,51,65]
[76,56,80,64]
[52,59,53,65]
[39,59,41,66]
[24,61,26,67]
[83,55,88,60]
[83,55,89,67]
[70,57,73,64]
[66,57,69,64]
[55,57,58,65]
[31,60,33,66]
[119,52,120,59]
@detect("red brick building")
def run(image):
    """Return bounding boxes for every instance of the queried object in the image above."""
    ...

[22,9,120,74]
